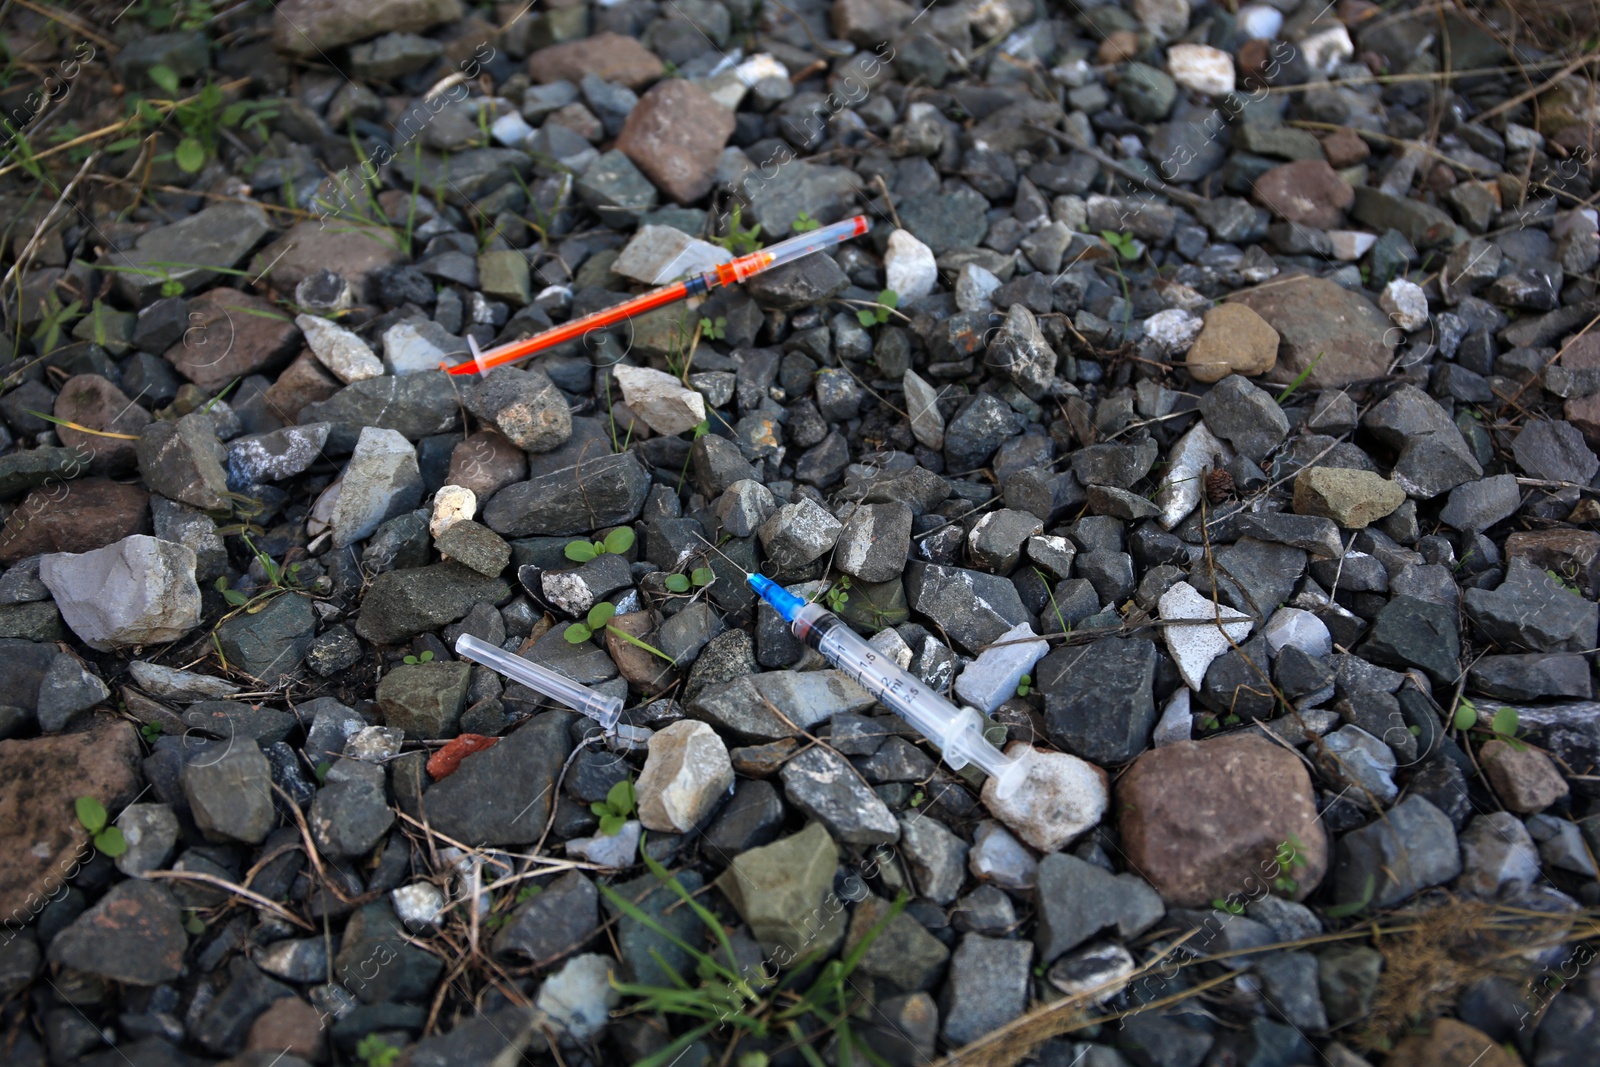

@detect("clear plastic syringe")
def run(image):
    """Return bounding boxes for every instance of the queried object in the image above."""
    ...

[454,634,623,729]
[746,574,1026,797]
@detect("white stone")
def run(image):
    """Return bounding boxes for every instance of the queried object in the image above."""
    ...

[1142,308,1204,356]
[636,720,735,833]
[566,819,641,867]
[537,954,622,1042]
[346,725,404,760]
[1167,43,1234,97]
[1380,278,1429,332]
[868,626,913,670]
[1050,57,1093,89]
[429,485,477,538]
[1132,0,1190,39]
[968,819,1037,890]
[330,427,424,549]
[954,622,1048,714]
[1328,230,1378,261]
[735,53,788,86]
[611,364,707,436]
[1504,124,1543,152]
[903,369,945,450]
[39,536,201,652]
[1052,194,1087,232]
[128,661,239,700]
[392,882,446,931]
[611,225,732,285]
[980,743,1109,854]
[297,314,383,383]
[1158,581,1254,692]
[1159,282,1207,311]
[1236,4,1283,40]
[954,263,1002,312]
[1153,420,1232,530]
[701,69,747,111]
[885,229,938,303]
[1300,24,1354,73]
[382,320,454,375]
[489,110,535,148]
[1153,687,1193,747]
[1261,607,1332,659]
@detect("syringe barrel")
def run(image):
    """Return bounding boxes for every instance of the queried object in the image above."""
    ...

[787,603,996,768]
[454,634,623,728]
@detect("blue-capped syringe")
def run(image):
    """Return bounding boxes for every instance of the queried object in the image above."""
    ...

[747,573,1026,797]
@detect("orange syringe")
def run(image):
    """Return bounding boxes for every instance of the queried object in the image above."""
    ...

[443,215,871,376]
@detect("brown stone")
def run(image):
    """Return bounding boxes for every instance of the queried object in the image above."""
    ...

[528,32,665,90]
[53,374,150,474]
[0,718,144,922]
[1236,38,1271,80]
[46,879,187,986]
[616,80,737,206]
[1098,30,1140,65]
[1229,273,1396,389]
[1251,159,1354,229]
[1481,739,1569,813]
[1562,332,1600,370]
[448,429,528,500]
[605,611,677,697]
[1505,528,1600,599]
[1116,733,1328,907]
[251,220,407,304]
[1185,303,1279,383]
[164,288,303,391]
[247,995,327,1061]
[262,351,342,424]
[729,738,799,778]
[1567,392,1600,449]
[0,478,150,565]
[831,0,912,45]
[1387,1019,1521,1067]
[1320,127,1370,168]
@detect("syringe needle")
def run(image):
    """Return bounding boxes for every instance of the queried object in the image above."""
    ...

[692,531,752,577]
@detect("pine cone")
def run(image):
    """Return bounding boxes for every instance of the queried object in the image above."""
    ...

[1205,467,1235,504]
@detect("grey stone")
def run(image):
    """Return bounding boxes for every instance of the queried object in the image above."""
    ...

[1439,474,1522,533]
[355,562,511,646]
[899,815,968,905]
[758,497,842,570]
[1512,419,1599,485]
[464,367,573,453]
[482,452,651,538]
[228,423,331,487]
[310,759,395,860]
[1361,384,1482,499]
[46,880,186,986]
[1038,637,1158,764]
[1360,595,1462,684]
[1463,559,1599,654]
[330,427,424,548]
[1313,725,1397,809]
[300,372,461,454]
[215,592,316,684]
[493,870,597,963]
[904,562,1029,655]
[1333,795,1460,908]
[181,740,276,845]
[136,414,230,511]
[940,934,1032,1046]
[1034,853,1165,963]
[1198,375,1289,462]
[38,536,201,652]
[780,746,899,845]
[422,711,574,846]
[944,394,1024,471]
[111,201,273,303]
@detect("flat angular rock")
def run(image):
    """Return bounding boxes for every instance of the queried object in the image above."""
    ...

[719,822,839,959]
[1037,637,1158,765]
[612,365,706,437]
[330,427,423,548]
[636,720,734,833]
[182,740,276,844]
[1229,275,1395,389]
[482,452,651,538]
[112,201,272,303]
[528,32,665,90]
[39,535,200,651]
[297,314,382,383]
[1463,559,1598,654]
[612,226,731,285]
[136,413,230,511]
[981,743,1108,854]
[421,711,574,846]
[616,79,735,204]
[464,367,572,454]
[940,935,1032,1046]
[1158,581,1254,691]
[163,288,302,391]
[904,562,1030,655]
[1197,375,1289,462]
[273,0,462,55]
[1293,467,1407,528]
[1117,733,1327,906]
[780,746,899,845]
[1333,795,1460,908]
[46,880,186,986]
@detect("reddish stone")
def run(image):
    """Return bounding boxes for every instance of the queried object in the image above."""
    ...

[1505,528,1600,598]
[1568,392,1600,450]
[251,220,406,304]
[0,478,150,565]
[1099,30,1140,65]
[1388,1019,1521,1067]
[1251,159,1354,229]
[53,374,150,475]
[1481,739,1569,814]
[247,996,327,1061]
[1563,332,1600,370]
[427,734,500,780]
[1236,38,1271,81]
[0,719,143,920]
[1116,733,1328,907]
[1228,273,1394,389]
[527,32,665,90]
[262,351,341,424]
[1320,127,1370,168]
[448,429,527,500]
[616,80,737,205]
[163,288,302,391]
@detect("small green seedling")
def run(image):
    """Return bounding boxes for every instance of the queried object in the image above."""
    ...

[1211,897,1246,915]
[355,1034,401,1067]
[713,203,762,256]
[908,789,925,808]
[565,526,635,563]
[1324,873,1376,919]
[825,575,851,612]
[566,602,617,643]
[792,211,821,232]
[139,722,163,744]
[665,566,715,593]
[700,316,727,341]
[314,761,331,783]
[515,884,543,905]
[75,797,127,858]
[1489,704,1525,750]
[402,650,435,665]
[856,288,899,327]
[1100,230,1140,261]
[1546,568,1581,595]
[1015,674,1033,698]
[182,911,206,935]
[1453,697,1479,731]
[1273,836,1306,896]
[592,778,636,836]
